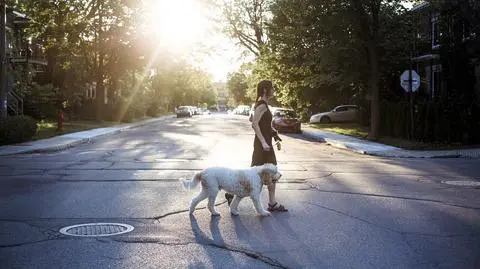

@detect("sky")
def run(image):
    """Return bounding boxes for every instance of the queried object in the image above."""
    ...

[145,0,247,82]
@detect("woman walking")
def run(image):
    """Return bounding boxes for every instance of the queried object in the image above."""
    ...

[226,79,288,212]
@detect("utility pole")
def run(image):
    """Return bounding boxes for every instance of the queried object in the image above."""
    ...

[0,2,7,121]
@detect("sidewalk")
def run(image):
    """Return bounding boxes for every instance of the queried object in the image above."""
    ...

[0,115,173,156]
[301,125,480,158]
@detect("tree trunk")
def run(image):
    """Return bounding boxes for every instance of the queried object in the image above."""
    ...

[96,0,105,121]
[367,40,380,141]
[350,0,381,141]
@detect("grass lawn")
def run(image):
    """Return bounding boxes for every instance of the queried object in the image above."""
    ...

[308,123,480,150]
[308,123,369,138]
[34,120,121,140]
[34,115,165,141]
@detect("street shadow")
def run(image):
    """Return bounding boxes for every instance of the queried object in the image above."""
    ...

[228,206,304,269]
[189,214,236,269]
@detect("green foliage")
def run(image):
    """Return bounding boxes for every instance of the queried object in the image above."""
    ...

[231,0,411,120]
[226,71,251,105]
[8,0,218,123]
[151,61,217,110]
[22,83,61,120]
[0,116,38,145]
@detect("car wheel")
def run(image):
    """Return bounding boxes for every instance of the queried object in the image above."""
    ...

[320,116,331,124]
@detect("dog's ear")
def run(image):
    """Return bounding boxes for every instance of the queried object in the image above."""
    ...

[258,164,280,185]
[259,165,275,185]
[259,170,273,185]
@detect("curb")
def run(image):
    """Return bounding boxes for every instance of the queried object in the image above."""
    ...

[301,129,477,159]
[0,115,173,156]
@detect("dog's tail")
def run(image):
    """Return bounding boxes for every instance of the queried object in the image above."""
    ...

[183,172,202,189]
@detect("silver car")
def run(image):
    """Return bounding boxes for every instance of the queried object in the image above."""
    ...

[309,105,358,124]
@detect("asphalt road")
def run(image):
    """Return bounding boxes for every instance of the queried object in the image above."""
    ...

[1,113,479,269]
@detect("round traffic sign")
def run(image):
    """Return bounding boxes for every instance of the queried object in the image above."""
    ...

[400,70,420,92]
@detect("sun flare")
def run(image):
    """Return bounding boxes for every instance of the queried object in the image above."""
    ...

[149,0,208,51]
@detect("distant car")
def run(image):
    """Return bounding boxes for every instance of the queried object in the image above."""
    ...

[309,105,358,124]
[234,105,250,115]
[176,106,192,118]
[271,108,302,133]
[200,108,211,115]
[186,106,199,115]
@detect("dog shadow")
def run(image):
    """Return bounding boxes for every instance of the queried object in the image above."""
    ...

[231,214,268,250]
[229,210,305,269]
[266,213,314,268]
[189,214,234,269]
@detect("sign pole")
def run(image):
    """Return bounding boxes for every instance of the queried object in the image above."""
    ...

[400,69,420,141]
[0,2,6,122]
[409,69,414,140]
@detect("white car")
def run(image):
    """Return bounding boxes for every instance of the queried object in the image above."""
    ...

[234,105,250,115]
[309,105,358,124]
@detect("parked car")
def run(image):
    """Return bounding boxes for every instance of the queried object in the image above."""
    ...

[176,106,192,118]
[271,108,302,133]
[309,105,358,124]
[185,106,199,115]
[234,105,251,115]
[200,108,211,115]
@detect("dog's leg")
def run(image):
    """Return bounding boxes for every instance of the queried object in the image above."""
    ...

[251,195,271,216]
[230,196,243,216]
[207,189,220,216]
[189,189,209,215]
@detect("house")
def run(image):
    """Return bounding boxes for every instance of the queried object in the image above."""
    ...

[411,1,480,101]
[5,8,49,116]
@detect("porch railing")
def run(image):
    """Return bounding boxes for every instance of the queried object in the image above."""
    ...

[7,90,23,116]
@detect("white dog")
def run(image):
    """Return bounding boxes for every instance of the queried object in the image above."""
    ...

[183,163,281,216]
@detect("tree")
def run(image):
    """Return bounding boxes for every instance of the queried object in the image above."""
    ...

[226,71,250,105]
[245,0,411,138]
[206,0,271,56]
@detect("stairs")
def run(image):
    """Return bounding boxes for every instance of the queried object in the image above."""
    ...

[7,90,23,116]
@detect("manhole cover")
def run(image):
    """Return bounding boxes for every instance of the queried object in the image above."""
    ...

[442,180,480,187]
[59,223,134,237]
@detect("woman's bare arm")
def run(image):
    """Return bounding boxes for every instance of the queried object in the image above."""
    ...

[251,104,269,148]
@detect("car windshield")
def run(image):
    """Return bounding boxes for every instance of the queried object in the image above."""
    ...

[275,109,296,118]
[178,106,189,110]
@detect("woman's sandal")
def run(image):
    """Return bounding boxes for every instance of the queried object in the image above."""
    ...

[268,202,288,212]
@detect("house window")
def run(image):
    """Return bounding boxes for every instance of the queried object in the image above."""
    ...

[431,13,440,49]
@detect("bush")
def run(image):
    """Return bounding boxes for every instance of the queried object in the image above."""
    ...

[146,101,163,117]
[0,115,38,145]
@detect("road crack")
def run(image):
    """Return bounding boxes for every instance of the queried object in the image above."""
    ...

[108,238,288,268]
[0,238,67,249]
[306,183,480,210]
[306,201,480,237]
